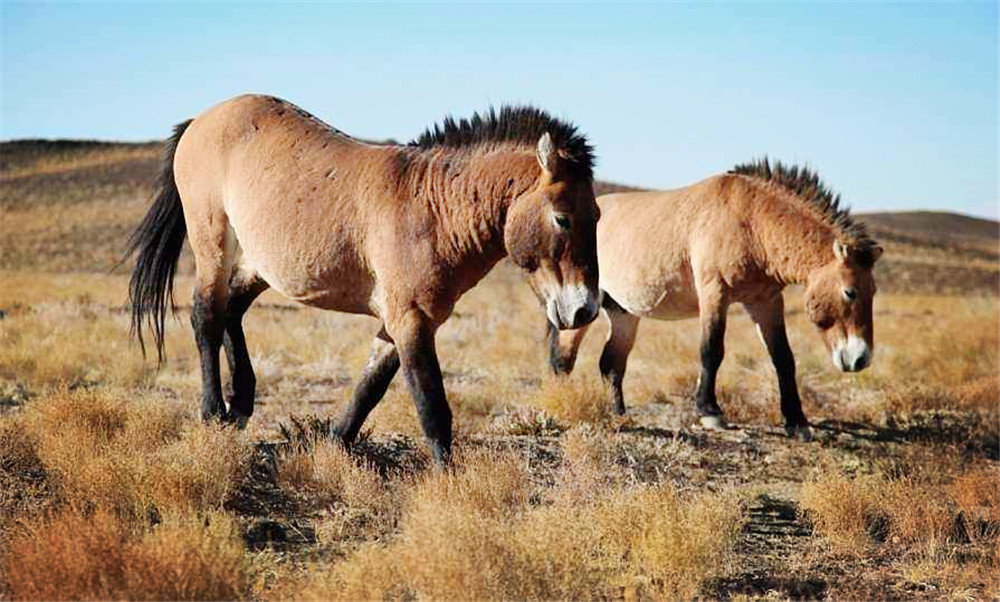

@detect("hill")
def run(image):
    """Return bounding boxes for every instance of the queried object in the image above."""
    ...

[1,139,997,295]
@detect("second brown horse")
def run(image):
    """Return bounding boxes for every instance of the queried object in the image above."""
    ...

[127,95,601,463]
[549,159,882,438]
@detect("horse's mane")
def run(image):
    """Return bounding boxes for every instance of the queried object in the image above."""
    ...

[730,157,879,262]
[410,105,594,178]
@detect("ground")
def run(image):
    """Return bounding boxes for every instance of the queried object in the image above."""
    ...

[0,140,997,600]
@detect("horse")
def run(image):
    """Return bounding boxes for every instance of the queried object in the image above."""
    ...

[548,158,883,439]
[126,94,600,463]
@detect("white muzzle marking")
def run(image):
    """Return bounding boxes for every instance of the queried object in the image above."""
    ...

[547,282,599,329]
[831,335,872,372]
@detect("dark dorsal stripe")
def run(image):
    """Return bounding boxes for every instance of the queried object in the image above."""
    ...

[730,157,879,264]
[410,105,594,178]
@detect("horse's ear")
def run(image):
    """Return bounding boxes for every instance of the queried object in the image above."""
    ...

[870,245,884,263]
[536,132,558,175]
[832,239,848,263]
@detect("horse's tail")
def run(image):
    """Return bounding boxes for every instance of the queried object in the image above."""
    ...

[125,118,193,362]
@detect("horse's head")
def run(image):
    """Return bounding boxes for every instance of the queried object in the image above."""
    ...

[505,133,600,330]
[804,239,883,372]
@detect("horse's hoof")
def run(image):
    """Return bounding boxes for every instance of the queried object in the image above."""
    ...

[232,414,249,430]
[699,415,728,430]
[786,424,813,442]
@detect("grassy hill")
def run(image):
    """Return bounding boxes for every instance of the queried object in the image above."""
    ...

[2,139,996,295]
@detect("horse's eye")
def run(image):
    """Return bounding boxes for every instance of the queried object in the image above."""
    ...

[843,287,859,302]
[552,214,572,231]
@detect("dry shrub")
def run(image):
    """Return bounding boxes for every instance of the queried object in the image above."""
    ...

[800,474,880,552]
[552,423,622,505]
[884,378,1000,416]
[21,388,250,520]
[802,469,1000,556]
[0,417,51,527]
[285,447,743,601]
[533,374,614,425]
[949,466,1000,545]
[150,423,253,513]
[276,438,396,539]
[1,507,248,601]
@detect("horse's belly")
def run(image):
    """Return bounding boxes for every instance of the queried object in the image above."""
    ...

[236,236,376,315]
[602,260,700,321]
[611,279,699,321]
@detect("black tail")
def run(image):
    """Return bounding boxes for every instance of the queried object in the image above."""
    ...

[125,119,193,362]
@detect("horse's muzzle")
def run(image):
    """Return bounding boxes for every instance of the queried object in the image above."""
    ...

[547,285,599,330]
[832,335,872,372]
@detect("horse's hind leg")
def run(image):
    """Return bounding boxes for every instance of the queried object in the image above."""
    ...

[186,203,237,421]
[694,284,729,429]
[192,284,228,421]
[332,326,400,446]
[599,301,639,415]
[744,295,811,440]
[222,272,269,426]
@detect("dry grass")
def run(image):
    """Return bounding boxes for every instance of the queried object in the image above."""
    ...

[16,388,251,521]
[532,373,616,425]
[801,463,1000,598]
[1,507,249,601]
[281,447,744,601]
[276,437,398,541]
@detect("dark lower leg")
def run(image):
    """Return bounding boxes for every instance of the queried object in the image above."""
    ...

[696,312,726,418]
[770,330,808,428]
[393,316,451,465]
[599,309,639,415]
[333,331,400,445]
[222,278,268,422]
[548,321,590,376]
[223,324,255,421]
[192,295,225,421]
[746,299,809,429]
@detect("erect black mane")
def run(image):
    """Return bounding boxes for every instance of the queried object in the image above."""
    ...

[730,157,879,262]
[410,105,594,178]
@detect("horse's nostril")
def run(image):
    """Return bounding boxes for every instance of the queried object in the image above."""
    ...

[851,355,867,372]
[571,304,596,328]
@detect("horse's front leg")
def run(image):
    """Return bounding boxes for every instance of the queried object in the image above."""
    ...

[695,285,729,429]
[744,295,811,440]
[387,310,452,465]
[332,327,400,446]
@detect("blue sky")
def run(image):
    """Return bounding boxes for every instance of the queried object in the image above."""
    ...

[2,2,997,218]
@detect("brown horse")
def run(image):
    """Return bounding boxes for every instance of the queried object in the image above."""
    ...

[549,159,882,439]
[126,94,600,463]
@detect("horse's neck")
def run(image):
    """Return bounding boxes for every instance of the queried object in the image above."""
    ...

[409,146,538,271]
[750,192,837,285]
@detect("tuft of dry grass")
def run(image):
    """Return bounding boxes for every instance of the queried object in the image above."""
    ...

[19,388,250,520]
[277,437,398,540]
[533,374,615,425]
[1,507,249,601]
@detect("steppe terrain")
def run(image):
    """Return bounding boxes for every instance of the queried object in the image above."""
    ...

[1,140,997,600]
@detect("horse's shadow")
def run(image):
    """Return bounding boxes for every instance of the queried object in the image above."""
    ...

[812,418,999,460]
